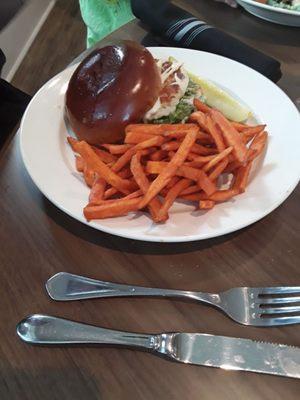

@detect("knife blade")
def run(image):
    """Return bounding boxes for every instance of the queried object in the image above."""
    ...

[17,315,300,379]
[164,333,300,379]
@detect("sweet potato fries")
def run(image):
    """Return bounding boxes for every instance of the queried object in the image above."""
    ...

[68,99,268,223]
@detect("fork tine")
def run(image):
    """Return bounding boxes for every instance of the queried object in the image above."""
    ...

[260,306,300,314]
[258,296,300,304]
[260,315,300,326]
[258,287,300,295]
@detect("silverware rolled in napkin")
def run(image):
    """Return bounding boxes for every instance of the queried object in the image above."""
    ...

[214,0,238,7]
[46,272,300,327]
[17,314,300,379]
[131,0,282,82]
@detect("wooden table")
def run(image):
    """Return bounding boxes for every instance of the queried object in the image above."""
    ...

[1,2,300,399]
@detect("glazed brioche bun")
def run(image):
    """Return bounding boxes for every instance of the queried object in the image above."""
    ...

[65,41,162,145]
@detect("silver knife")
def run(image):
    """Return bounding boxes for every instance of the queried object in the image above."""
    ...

[17,314,300,379]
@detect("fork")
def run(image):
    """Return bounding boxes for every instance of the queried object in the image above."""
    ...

[46,272,300,327]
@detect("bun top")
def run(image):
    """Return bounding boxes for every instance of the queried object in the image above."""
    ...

[65,41,162,145]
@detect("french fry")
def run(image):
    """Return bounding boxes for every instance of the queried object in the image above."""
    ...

[232,122,266,133]
[67,136,79,151]
[224,160,241,174]
[192,143,217,156]
[125,131,155,144]
[139,129,198,208]
[186,154,216,167]
[247,131,268,161]
[146,161,206,180]
[233,162,252,193]
[176,165,215,196]
[102,144,133,155]
[144,161,172,175]
[158,178,192,219]
[166,176,180,189]
[209,159,229,181]
[202,147,233,172]
[130,152,167,222]
[180,193,204,202]
[194,98,211,113]
[83,166,96,188]
[180,184,200,196]
[208,189,240,202]
[70,138,116,166]
[227,153,235,163]
[89,178,106,204]
[161,141,181,152]
[164,130,213,144]
[231,121,249,132]
[186,152,203,162]
[206,115,226,152]
[112,135,165,173]
[84,197,141,221]
[162,141,216,155]
[210,109,247,163]
[182,188,239,202]
[94,189,143,204]
[104,187,118,199]
[150,149,168,161]
[128,178,139,192]
[139,148,157,157]
[189,111,209,132]
[241,125,266,144]
[199,200,215,209]
[197,170,217,196]
[242,131,257,145]
[196,132,214,144]
[145,162,175,174]
[69,138,132,193]
[118,168,132,179]
[92,146,117,163]
[122,189,143,199]
[145,162,216,197]
[125,123,198,135]
[75,155,84,172]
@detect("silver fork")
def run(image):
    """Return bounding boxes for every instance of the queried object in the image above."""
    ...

[46,272,300,327]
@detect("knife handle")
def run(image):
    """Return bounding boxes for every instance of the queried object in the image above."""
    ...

[46,272,217,305]
[17,314,156,348]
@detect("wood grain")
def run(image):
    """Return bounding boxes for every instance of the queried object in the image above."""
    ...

[11,0,86,95]
[1,1,300,399]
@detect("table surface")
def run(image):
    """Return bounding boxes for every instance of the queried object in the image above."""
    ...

[1,1,300,399]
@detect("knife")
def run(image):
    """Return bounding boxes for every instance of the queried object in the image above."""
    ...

[17,314,300,379]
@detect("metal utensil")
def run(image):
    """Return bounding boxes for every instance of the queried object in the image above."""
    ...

[46,272,300,327]
[17,314,300,379]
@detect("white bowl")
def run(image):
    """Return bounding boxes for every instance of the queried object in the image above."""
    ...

[236,0,300,26]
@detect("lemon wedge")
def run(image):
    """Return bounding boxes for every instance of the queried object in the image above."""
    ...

[188,72,251,122]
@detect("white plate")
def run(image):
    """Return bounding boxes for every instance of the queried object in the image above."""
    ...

[20,47,300,242]
[236,0,300,26]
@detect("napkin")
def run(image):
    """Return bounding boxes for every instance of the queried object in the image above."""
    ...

[0,48,5,74]
[0,49,31,144]
[131,0,282,82]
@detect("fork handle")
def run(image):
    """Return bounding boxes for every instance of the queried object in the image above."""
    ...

[46,272,217,305]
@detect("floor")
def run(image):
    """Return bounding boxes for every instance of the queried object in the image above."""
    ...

[12,0,86,96]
